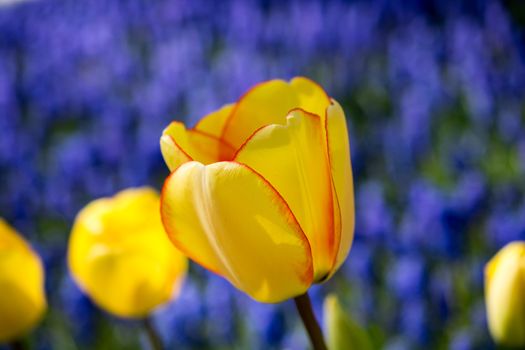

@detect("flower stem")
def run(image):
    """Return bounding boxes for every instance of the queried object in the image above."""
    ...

[142,317,163,350]
[9,340,26,350]
[294,292,328,350]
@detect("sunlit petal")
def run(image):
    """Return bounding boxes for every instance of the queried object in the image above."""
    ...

[160,121,236,171]
[221,77,330,149]
[194,103,235,137]
[161,161,314,303]
[325,100,355,271]
[235,110,335,280]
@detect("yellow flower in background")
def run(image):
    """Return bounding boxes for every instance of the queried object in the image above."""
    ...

[68,188,187,318]
[160,77,354,303]
[485,241,525,347]
[0,219,46,342]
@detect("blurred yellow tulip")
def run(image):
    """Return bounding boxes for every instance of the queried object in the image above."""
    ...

[485,241,525,347]
[160,77,354,303]
[68,188,187,318]
[0,218,46,343]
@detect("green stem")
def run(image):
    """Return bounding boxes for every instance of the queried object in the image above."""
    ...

[294,292,328,350]
[142,317,163,350]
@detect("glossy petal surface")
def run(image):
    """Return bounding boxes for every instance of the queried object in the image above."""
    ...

[289,76,330,118]
[325,100,355,271]
[161,161,313,303]
[161,122,235,171]
[221,78,330,149]
[235,110,335,280]
[194,103,235,137]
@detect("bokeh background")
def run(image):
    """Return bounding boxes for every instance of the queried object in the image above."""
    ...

[1,0,525,349]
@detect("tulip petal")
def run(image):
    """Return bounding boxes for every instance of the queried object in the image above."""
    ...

[325,100,355,271]
[80,246,181,318]
[290,76,331,118]
[0,219,46,342]
[160,121,236,171]
[221,80,299,148]
[194,103,235,137]
[235,110,335,280]
[161,161,314,303]
[221,77,331,149]
[485,242,525,346]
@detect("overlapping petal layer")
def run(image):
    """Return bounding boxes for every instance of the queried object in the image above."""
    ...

[289,77,331,118]
[160,161,314,303]
[194,103,235,137]
[159,77,331,172]
[221,77,330,149]
[159,77,354,302]
[161,122,236,171]
[324,101,355,271]
[235,110,335,280]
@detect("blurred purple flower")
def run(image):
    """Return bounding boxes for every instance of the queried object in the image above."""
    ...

[387,255,427,300]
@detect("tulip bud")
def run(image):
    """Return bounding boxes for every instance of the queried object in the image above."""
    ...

[68,188,187,318]
[485,241,525,347]
[323,294,372,350]
[0,218,46,342]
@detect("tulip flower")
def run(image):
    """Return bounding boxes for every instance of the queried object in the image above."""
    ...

[160,77,354,349]
[485,241,525,347]
[0,218,46,344]
[68,187,187,320]
[160,76,354,301]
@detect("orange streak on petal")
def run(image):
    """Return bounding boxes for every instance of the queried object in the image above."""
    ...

[190,129,236,152]
[231,124,269,160]
[219,80,277,142]
[189,128,237,160]
[322,101,343,273]
[234,162,314,285]
[233,108,336,281]
[324,99,354,275]
[283,107,338,278]
[167,135,194,161]
[232,107,320,160]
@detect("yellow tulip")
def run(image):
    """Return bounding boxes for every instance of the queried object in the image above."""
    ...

[485,241,525,347]
[68,188,187,318]
[0,218,46,342]
[160,77,354,303]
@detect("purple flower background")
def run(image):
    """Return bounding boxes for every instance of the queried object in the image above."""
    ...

[1,0,524,349]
